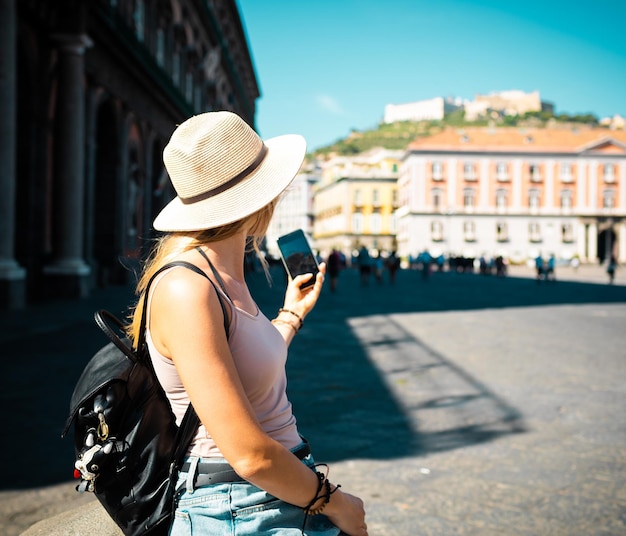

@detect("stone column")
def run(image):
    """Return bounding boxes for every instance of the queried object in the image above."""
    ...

[43,34,93,298]
[618,221,626,263]
[0,0,26,309]
[587,222,598,262]
[576,222,587,261]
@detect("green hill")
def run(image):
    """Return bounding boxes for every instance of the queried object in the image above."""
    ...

[310,110,601,158]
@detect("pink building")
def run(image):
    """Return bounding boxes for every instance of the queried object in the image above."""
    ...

[396,126,626,264]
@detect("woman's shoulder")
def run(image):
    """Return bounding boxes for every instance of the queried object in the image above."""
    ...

[151,263,215,310]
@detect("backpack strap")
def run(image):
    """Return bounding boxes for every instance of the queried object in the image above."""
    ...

[136,260,232,473]
[194,246,230,298]
[136,260,230,355]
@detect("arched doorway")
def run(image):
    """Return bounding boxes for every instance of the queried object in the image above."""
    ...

[597,226,617,263]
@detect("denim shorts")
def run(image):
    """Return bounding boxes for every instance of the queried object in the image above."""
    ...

[169,444,341,536]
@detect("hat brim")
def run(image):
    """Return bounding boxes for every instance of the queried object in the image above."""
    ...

[153,134,306,232]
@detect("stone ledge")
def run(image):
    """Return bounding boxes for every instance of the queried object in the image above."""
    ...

[21,501,122,536]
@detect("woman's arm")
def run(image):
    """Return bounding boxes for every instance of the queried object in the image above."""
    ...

[150,267,366,535]
[271,263,326,345]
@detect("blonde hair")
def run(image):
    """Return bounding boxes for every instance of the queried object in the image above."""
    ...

[126,200,277,345]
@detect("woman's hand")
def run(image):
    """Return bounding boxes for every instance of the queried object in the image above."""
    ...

[282,262,326,320]
[324,488,368,536]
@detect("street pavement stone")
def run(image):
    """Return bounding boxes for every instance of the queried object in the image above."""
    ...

[1,262,625,535]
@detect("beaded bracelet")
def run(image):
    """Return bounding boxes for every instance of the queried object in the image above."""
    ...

[278,308,304,329]
[302,466,341,517]
[307,480,332,515]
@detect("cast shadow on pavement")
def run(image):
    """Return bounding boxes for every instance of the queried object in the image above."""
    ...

[252,266,626,464]
[0,266,624,489]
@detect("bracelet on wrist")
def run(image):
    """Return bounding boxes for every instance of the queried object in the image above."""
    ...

[278,308,304,329]
[302,467,341,517]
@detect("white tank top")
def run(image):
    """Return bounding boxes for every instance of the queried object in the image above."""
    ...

[146,267,301,457]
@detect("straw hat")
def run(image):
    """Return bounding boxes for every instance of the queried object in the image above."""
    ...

[153,111,306,231]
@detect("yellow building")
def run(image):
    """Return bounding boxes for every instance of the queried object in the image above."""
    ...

[313,148,403,260]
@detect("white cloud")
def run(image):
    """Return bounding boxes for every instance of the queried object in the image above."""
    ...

[315,94,347,116]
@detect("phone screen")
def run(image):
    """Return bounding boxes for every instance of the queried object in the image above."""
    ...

[277,230,319,288]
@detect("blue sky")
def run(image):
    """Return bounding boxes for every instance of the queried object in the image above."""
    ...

[236,0,626,151]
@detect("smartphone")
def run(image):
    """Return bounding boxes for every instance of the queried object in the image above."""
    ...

[276,229,319,288]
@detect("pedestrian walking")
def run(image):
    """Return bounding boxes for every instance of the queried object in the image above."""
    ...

[357,245,371,287]
[373,252,384,284]
[125,111,367,536]
[607,255,617,284]
[546,254,556,282]
[421,250,432,280]
[386,250,400,284]
[327,249,342,293]
[535,254,544,283]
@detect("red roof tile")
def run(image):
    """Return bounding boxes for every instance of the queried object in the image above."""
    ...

[407,126,626,154]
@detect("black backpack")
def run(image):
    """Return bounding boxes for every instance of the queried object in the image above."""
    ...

[62,261,228,536]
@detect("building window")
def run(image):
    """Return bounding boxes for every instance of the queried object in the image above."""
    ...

[463,221,475,242]
[352,213,363,233]
[432,188,443,211]
[463,188,475,209]
[529,189,541,211]
[431,221,443,242]
[496,188,508,211]
[156,28,165,66]
[604,163,616,183]
[133,0,145,41]
[194,84,203,110]
[603,189,615,209]
[392,189,398,207]
[496,222,508,242]
[185,72,194,101]
[560,163,573,183]
[432,162,444,181]
[529,164,542,182]
[354,189,362,206]
[463,163,476,181]
[560,189,573,210]
[372,189,380,206]
[529,222,542,242]
[371,213,381,233]
[390,211,398,233]
[172,50,181,85]
[562,223,574,243]
[496,162,509,182]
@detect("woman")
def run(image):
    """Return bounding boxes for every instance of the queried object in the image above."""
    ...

[126,111,367,535]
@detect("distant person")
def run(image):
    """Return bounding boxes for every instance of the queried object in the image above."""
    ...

[421,250,432,280]
[571,255,580,271]
[386,250,400,284]
[479,255,488,275]
[357,245,371,286]
[535,254,544,282]
[607,255,617,284]
[327,248,342,292]
[436,255,445,272]
[546,254,556,282]
[373,252,384,284]
[495,256,507,277]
